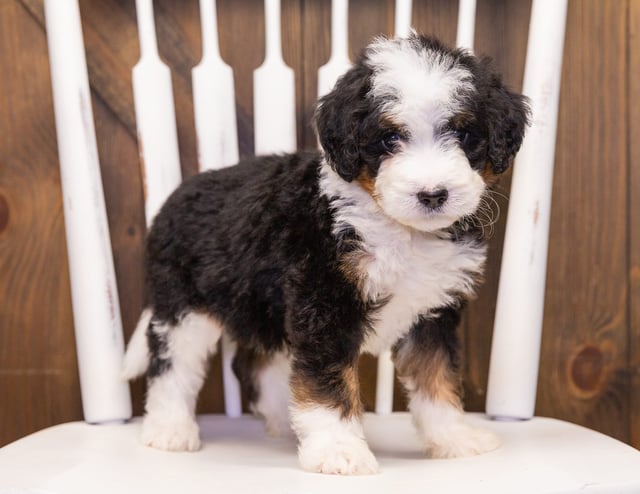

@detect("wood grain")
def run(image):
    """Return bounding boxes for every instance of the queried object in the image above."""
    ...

[218,0,266,158]
[412,0,459,45]
[0,0,81,445]
[349,0,392,58]
[300,0,331,147]
[629,0,640,449]
[537,0,630,442]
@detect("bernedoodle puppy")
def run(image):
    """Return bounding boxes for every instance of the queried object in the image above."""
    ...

[123,33,529,475]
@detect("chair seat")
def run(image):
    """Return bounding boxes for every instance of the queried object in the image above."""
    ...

[2,412,640,493]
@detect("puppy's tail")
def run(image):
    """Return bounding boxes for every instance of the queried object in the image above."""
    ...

[121,308,153,380]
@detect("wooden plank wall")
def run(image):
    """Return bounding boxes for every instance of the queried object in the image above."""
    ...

[0,0,638,448]
[630,0,640,448]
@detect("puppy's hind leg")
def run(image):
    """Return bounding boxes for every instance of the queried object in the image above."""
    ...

[233,349,292,437]
[142,311,223,452]
[254,352,292,436]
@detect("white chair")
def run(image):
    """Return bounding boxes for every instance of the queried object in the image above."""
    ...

[2,0,640,492]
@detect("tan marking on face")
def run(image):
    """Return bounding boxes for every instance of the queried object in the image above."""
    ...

[380,113,404,129]
[481,161,500,186]
[355,167,377,197]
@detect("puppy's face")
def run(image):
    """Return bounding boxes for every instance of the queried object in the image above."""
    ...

[315,35,529,232]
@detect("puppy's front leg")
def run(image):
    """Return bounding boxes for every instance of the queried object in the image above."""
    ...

[394,307,501,458]
[289,360,378,475]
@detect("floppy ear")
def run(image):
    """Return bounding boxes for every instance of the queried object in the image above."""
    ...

[314,63,373,182]
[485,73,531,174]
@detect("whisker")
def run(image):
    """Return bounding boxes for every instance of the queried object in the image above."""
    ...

[471,192,504,239]
[488,183,511,199]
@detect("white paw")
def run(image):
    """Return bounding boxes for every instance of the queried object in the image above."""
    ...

[141,415,201,452]
[298,435,379,475]
[425,424,501,459]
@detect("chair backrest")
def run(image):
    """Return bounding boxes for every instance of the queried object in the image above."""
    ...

[43,0,567,425]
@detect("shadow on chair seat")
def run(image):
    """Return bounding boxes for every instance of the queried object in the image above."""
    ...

[2,413,640,494]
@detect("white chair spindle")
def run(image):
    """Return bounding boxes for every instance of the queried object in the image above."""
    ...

[486,0,568,420]
[133,0,182,226]
[317,0,351,98]
[374,350,395,414]
[192,0,243,418]
[394,0,413,38]
[193,0,239,171]
[220,334,242,417]
[253,0,297,155]
[456,0,477,51]
[44,0,131,424]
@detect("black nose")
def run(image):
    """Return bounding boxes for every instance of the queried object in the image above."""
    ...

[417,189,449,209]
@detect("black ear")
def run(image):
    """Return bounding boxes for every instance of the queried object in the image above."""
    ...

[484,71,531,174]
[314,63,373,182]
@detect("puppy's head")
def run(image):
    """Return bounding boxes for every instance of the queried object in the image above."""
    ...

[315,34,530,232]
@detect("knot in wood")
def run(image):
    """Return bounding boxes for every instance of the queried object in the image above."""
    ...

[570,344,605,396]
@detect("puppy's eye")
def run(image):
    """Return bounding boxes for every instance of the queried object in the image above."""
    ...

[381,133,401,152]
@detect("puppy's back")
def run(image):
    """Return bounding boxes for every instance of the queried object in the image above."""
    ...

[144,150,332,346]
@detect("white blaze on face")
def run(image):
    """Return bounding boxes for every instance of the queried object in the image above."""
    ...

[366,38,486,232]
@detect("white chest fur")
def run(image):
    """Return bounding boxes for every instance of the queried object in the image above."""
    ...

[319,163,487,355]
[358,226,486,354]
